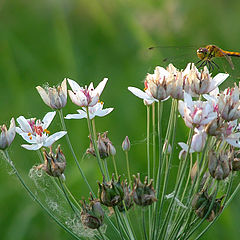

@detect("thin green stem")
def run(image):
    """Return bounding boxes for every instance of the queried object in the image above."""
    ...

[112,155,118,178]
[142,208,148,240]
[58,109,95,196]
[185,181,219,239]
[3,150,83,240]
[62,182,81,210]
[58,177,80,216]
[104,159,110,181]
[152,102,156,179]
[125,151,132,187]
[86,107,105,175]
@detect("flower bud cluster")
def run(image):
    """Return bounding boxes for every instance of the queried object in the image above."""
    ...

[87,131,115,159]
[129,63,228,104]
[132,173,157,206]
[192,190,224,222]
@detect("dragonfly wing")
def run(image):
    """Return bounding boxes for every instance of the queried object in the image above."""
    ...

[224,54,234,70]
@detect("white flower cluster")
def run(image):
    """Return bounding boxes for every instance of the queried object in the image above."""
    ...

[128,63,240,156]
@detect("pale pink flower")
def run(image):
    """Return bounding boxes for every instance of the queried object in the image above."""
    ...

[188,65,228,95]
[68,78,108,107]
[218,83,240,121]
[178,92,217,128]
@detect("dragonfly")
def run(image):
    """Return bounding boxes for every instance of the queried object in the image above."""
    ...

[149,44,240,72]
[196,45,240,71]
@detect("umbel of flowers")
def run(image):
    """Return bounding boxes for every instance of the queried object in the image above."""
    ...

[2,63,240,240]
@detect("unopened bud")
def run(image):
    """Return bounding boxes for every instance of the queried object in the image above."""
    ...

[122,136,130,151]
[0,118,16,150]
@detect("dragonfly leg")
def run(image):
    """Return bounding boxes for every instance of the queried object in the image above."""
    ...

[195,59,203,66]
[211,60,220,70]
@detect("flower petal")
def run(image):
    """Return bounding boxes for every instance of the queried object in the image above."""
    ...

[42,111,56,129]
[44,131,67,147]
[65,113,87,119]
[21,143,43,150]
[36,86,50,107]
[93,78,108,96]
[67,79,82,92]
[95,108,114,117]
[16,116,33,133]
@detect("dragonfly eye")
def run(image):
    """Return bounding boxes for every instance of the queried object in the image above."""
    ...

[197,48,208,60]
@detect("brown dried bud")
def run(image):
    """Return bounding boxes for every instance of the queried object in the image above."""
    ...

[80,194,104,229]
[117,180,133,212]
[37,145,66,179]
[132,173,157,206]
[87,131,115,159]
[208,150,233,180]
[98,175,124,207]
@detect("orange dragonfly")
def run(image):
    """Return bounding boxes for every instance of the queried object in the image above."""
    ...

[196,44,240,71]
[149,44,240,71]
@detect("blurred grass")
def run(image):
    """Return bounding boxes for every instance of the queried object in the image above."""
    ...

[1,0,240,239]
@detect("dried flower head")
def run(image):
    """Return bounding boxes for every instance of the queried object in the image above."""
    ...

[98,175,124,207]
[36,145,66,179]
[80,193,104,229]
[132,173,157,206]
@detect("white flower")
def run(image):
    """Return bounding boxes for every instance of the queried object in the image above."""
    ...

[178,92,217,128]
[65,101,114,120]
[218,83,240,121]
[36,79,67,109]
[188,65,228,95]
[168,63,191,100]
[145,66,171,101]
[0,118,16,150]
[16,112,67,150]
[68,78,108,107]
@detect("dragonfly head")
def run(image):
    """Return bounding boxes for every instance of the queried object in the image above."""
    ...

[197,47,209,60]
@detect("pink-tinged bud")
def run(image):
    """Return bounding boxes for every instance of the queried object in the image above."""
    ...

[0,118,16,150]
[108,142,116,156]
[122,136,131,152]
[80,193,104,229]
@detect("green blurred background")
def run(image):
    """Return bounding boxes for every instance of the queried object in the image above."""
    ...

[1,0,240,239]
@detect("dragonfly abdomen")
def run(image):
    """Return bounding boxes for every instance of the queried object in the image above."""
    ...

[223,50,240,57]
